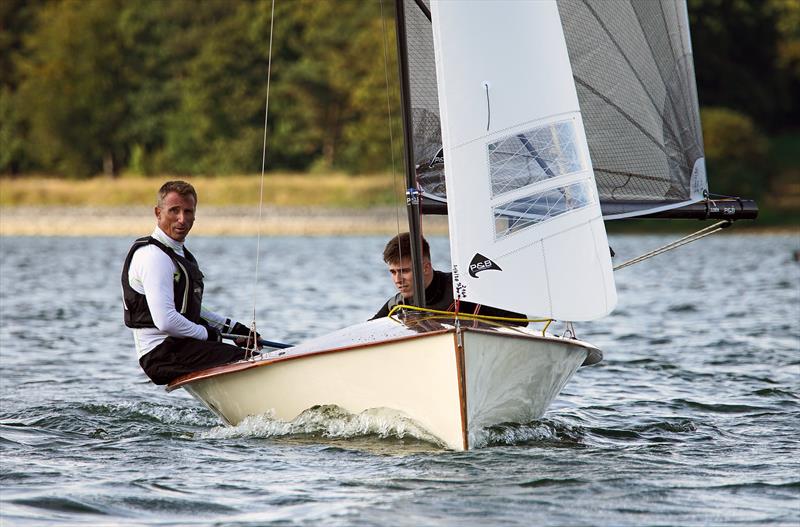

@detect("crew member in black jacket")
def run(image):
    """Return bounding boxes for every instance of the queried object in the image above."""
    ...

[371,233,526,324]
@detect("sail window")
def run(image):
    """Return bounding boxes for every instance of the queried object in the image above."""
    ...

[493,179,596,239]
[488,120,586,199]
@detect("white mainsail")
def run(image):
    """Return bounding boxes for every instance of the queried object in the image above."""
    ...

[430,0,616,321]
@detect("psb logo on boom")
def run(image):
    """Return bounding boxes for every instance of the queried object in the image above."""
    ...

[468,253,502,278]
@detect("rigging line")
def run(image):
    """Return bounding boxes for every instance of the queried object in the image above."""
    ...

[614,221,729,271]
[249,0,277,358]
[613,220,731,271]
[381,0,403,251]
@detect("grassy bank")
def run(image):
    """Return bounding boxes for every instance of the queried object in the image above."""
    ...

[0,173,399,208]
[1,173,796,235]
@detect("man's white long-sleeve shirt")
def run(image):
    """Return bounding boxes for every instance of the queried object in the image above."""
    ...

[127,227,232,358]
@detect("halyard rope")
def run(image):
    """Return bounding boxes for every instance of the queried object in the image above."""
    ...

[248,0,277,359]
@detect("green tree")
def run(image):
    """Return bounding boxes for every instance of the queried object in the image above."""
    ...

[769,0,800,78]
[17,0,131,177]
[149,0,268,174]
[338,9,402,174]
[701,107,770,199]
[268,0,398,173]
[0,0,48,174]
[0,87,24,174]
[114,0,192,175]
[689,0,799,131]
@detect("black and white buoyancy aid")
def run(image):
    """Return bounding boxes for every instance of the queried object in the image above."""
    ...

[121,236,204,328]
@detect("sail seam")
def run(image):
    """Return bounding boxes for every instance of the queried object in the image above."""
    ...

[597,167,671,200]
[491,172,591,208]
[492,179,597,241]
[654,1,699,150]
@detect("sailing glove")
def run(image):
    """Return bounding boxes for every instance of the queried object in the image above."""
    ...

[231,322,251,337]
[206,326,222,342]
[231,322,261,348]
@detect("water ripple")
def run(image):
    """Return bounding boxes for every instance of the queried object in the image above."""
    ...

[1,234,798,526]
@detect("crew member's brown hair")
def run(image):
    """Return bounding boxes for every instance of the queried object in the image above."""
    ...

[383,232,430,264]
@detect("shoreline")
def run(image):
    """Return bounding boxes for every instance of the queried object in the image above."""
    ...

[1,206,796,237]
[0,206,450,236]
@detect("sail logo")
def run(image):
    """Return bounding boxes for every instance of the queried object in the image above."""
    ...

[468,253,502,278]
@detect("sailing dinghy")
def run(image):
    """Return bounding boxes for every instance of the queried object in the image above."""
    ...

[167,0,756,450]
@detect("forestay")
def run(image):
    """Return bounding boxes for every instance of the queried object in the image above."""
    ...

[430,0,616,321]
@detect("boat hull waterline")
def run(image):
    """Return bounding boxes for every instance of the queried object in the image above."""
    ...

[168,318,602,450]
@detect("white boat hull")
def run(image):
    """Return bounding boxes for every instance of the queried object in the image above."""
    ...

[168,318,601,450]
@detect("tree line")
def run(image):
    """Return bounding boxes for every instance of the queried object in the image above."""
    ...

[1,0,797,197]
[1,0,400,177]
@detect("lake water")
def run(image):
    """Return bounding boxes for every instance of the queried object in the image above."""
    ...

[1,233,798,526]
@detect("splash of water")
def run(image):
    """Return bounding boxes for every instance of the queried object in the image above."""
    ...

[200,405,445,446]
[475,419,585,448]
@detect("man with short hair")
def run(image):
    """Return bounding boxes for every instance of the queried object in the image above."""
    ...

[121,180,258,385]
[371,232,526,323]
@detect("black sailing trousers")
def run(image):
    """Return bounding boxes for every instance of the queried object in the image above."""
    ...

[139,337,248,385]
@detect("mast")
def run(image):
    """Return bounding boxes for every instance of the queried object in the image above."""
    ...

[394,0,426,307]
